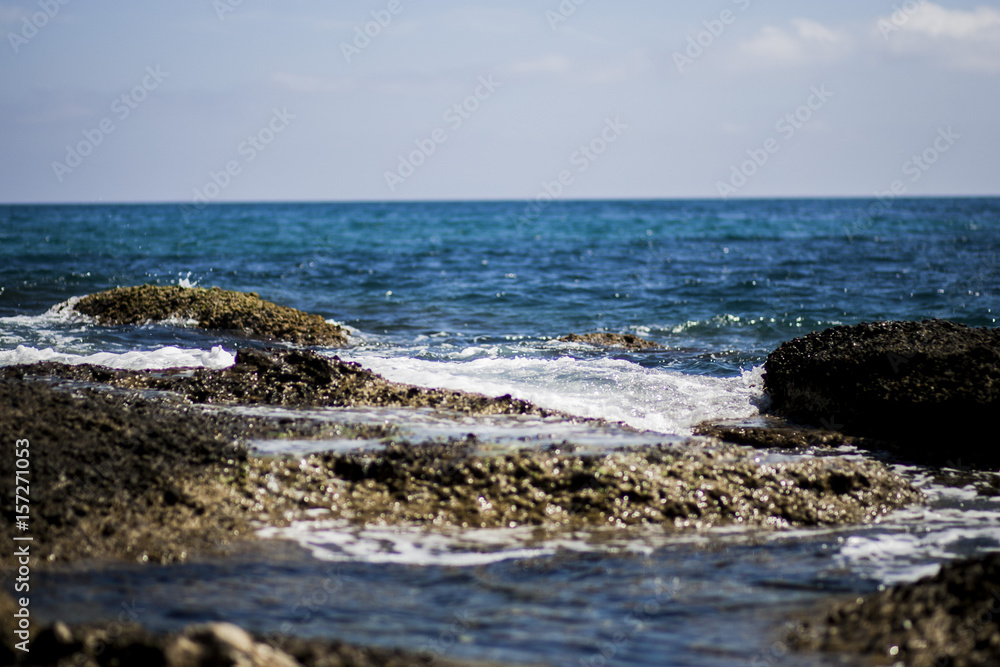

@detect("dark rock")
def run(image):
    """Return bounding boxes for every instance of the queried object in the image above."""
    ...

[763,320,1000,467]
[0,377,388,564]
[694,416,880,450]
[73,285,349,346]
[4,347,572,416]
[795,552,1000,666]
[559,332,663,350]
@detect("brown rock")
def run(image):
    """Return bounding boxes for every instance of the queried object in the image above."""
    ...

[558,332,663,350]
[73,285,349,346]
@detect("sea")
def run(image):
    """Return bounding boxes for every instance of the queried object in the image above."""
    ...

[2,198,999,665]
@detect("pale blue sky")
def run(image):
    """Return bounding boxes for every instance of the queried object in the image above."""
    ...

[1,0,998,203]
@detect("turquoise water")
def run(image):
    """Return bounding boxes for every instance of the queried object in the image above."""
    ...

[3,198,1000,665]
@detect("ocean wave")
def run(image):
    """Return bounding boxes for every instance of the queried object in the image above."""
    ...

[0,344,236,370]
[337,353,765,435]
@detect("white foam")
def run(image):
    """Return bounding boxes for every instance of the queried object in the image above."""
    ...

[337,353,764,436]
[0,344,236,370]
[834,490,1000,584]
[258,520,555,566]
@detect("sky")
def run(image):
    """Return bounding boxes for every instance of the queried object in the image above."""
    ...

[1,0,998,204]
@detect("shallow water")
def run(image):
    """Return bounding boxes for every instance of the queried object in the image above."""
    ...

[4,198,1000,664]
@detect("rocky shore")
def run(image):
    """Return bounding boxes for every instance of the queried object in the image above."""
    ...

[3,289,997,666]
[698,318,1000,665]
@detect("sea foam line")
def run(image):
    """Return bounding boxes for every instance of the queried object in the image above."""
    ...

[0,344,235,370]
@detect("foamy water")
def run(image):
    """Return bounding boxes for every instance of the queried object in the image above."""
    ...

[0,344,235,370]
[338,352,765,436]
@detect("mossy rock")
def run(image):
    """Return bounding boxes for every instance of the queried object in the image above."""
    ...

[74,285,349,346]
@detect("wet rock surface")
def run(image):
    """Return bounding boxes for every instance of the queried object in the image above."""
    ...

[694,416,882,451]
[73,285,350,346]
[763,319,1000,467]
[3,347,569,416]
[252,439,920,531]
[794,552,1000,667]
[558,332,663,350]
[0,378,285,563]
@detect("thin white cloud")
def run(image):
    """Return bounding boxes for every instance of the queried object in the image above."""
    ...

[877,2,1000,71]
[737,18,850,68]
[903,2,1000,38]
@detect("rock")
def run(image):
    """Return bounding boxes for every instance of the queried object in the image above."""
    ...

[0,375,376,564]
[694,416,883,451]
[73,285,349,346]
[763,320,1000,467]
[6,347,572,416]
[253,439,921,531]
[167,622,299,667]
[795,552,1000,666]
[558,332,663,350]
[19,615,495,667]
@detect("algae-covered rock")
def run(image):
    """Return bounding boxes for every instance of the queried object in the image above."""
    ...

[694,417,882,451]
[73,284,349,346]
[559,332,663,350]
[0,376,386,564]
[5,348,571,416]
[252,439,920,531]
[763,320,1000,467]
[795,552,1000,667]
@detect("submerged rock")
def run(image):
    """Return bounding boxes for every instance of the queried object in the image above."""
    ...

[795,552,1000,666]
[73,284,349,346]
[558,332,663,350]
[763,320,1000,467]
[252,439,920,531]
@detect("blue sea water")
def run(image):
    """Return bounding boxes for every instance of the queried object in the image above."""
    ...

[2,198,997,359]
[3,198,1000,665]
